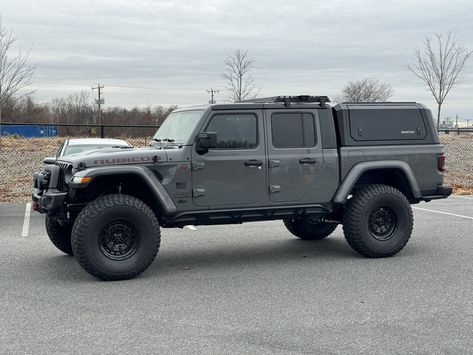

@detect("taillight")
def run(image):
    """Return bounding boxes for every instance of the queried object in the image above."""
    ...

[438,153,446,172]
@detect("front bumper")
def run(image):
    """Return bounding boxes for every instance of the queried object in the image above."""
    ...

[32,188,67,215]
[32,165,69,215]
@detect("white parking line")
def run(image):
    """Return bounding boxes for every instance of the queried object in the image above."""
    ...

[451,195,473,201]
[413,206,473,220]
[21,203,32,237]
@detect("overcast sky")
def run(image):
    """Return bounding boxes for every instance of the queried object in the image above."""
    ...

[2,0,473,119]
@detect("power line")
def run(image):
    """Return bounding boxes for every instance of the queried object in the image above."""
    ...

[207,88,219,104]
[92,84,104,125]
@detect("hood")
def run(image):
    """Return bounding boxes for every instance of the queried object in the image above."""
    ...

[57,146,168,169]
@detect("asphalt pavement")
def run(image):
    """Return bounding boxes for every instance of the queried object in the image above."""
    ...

[0,196,472,354]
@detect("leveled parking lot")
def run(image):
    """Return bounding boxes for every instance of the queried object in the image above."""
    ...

[1,196,472,354]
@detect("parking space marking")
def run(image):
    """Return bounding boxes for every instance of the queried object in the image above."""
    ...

[21,203,32,237]
[413,206,473,220]
[451,195,473,201]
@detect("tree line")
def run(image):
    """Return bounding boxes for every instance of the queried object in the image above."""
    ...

[1,92,176,127]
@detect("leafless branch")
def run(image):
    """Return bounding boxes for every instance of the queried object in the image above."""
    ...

[407,31,471,129]
[222,49,258,102]
[336,78,393,103]
[0,16,36,120]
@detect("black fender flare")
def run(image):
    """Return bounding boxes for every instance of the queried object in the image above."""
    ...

[69,165,177,214]
[333,160,421,204]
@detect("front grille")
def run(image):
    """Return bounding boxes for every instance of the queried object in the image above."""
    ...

[56,162,71,191]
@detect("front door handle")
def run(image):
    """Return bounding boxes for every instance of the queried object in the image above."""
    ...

[299,157,317,165]
[244,159,263,167]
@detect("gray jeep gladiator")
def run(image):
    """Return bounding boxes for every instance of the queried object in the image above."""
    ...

[32,96,452,280]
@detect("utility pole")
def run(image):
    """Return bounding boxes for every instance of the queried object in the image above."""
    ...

[466,119,471,128]
[92,84,104,125]
[207,88,219,104]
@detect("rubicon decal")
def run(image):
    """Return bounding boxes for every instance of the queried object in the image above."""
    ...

[94,156,158,165]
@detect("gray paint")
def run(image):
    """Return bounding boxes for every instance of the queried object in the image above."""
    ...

[33,100,451,226]
[339,144,444,191]
[191,109,267,207]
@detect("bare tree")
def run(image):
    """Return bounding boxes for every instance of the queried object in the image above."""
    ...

[408,31,471,129]
[223,49,258,101]
[336,78,393,103]
[0,16,35,122]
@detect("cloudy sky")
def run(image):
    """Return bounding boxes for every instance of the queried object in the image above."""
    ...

[2,0,473,119]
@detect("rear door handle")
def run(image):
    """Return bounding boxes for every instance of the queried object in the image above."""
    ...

[245,159,263,167]
[299,157,317,165]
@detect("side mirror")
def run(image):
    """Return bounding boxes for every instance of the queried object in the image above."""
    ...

[196,132,217,154]
[43,157,56,164]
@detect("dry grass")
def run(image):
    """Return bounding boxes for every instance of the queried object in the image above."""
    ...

[0,136,148,203]
[0,134,471,203]
[451,185,473,195]
[440,133,473,189]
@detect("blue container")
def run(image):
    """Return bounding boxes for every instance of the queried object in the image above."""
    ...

[1,125,57,137]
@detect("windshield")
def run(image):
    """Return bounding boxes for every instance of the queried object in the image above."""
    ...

[153,110,204,143]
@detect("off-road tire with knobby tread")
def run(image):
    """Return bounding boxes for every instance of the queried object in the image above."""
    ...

[45,216,73,256]
[343,184,413,258]
[71,194,161,281]
[284,218,338,240]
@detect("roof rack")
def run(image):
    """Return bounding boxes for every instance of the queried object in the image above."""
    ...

[239,95,331,108]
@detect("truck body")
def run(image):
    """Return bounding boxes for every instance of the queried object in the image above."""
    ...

[32,96,452,280]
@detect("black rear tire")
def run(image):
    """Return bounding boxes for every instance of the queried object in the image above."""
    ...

[45,216,73,256]
[71,194,161,281]
[343,184,413,258]
[284,218,338,240]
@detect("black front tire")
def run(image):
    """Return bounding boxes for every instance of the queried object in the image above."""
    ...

[284,218,338,240]
[71,194,161,281]
[343,184,413,258]
[45,216,73,256]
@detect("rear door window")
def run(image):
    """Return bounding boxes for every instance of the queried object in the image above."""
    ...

[271,112,316,148]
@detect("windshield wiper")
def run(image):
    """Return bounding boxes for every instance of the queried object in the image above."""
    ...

[150,138,181,148]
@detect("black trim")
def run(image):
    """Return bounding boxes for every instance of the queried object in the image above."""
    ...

[421,184,452,201]
[162,203,332,227]
[32,189,67,216]
[333,161,421,203]
[69,166,177,214]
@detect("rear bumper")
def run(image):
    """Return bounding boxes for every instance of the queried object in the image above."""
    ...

[421,184,453,201]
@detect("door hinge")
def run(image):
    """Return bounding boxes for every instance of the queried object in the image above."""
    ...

[269,185,281,194]
[193,189,206,197]
[192,162,205,171]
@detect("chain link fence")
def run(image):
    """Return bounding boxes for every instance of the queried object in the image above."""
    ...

[1,123,472,203]
[438,129,473,191]
[0,123,157,202]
